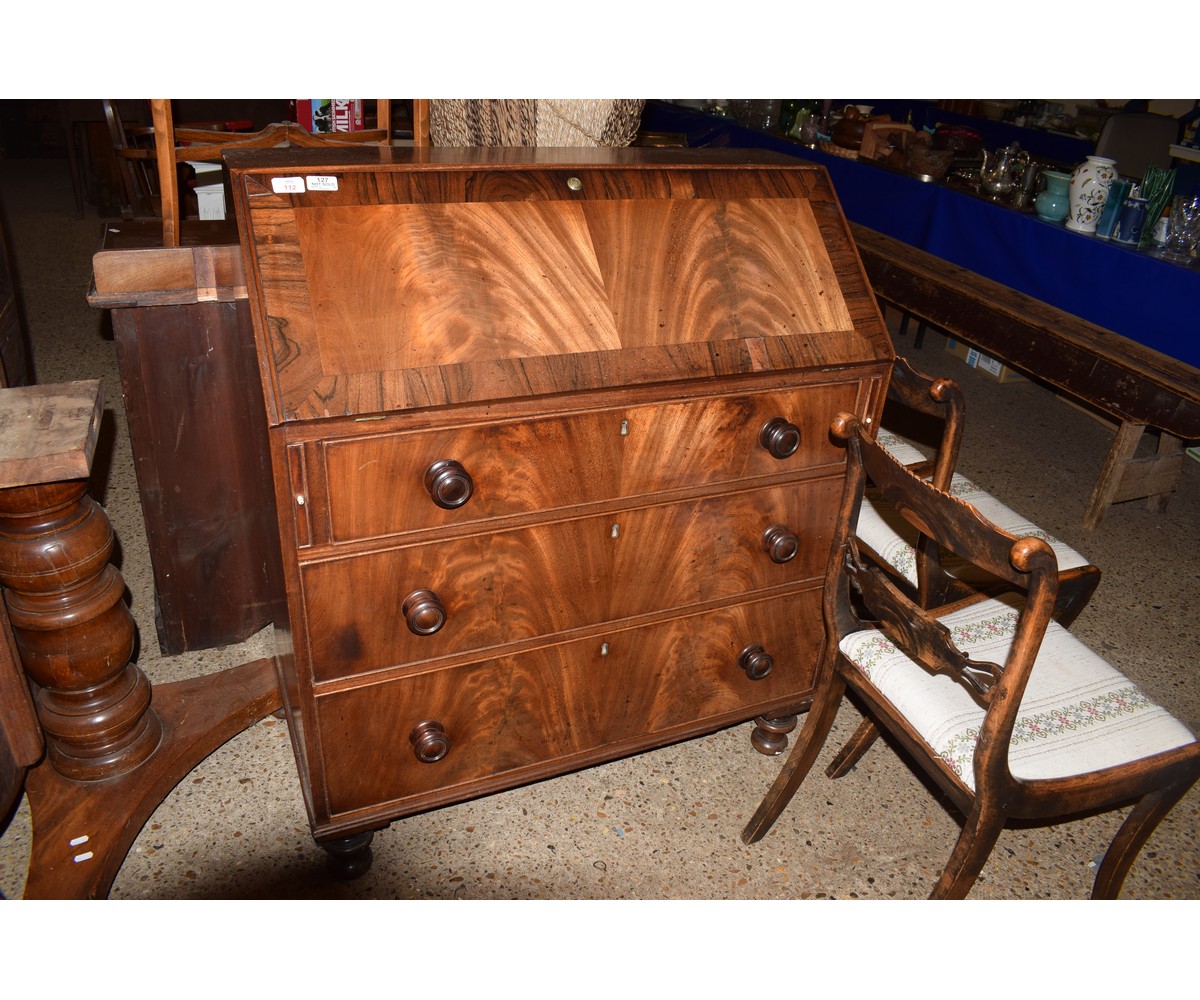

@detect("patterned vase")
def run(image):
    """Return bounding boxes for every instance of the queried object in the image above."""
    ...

[1066,155,1117,233]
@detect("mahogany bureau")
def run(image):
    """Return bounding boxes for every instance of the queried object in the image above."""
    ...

[227,146,895,871]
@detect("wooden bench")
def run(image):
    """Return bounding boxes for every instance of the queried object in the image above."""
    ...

[852,224,1200,529]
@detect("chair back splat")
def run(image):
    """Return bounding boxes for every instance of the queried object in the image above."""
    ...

[871,358,1100,625]
[743,411,1200,899]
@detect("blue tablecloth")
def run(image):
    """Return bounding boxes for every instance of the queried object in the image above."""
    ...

[642,103,1200,369]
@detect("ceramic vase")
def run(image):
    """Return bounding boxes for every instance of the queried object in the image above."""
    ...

[1035,170,1071,223]
[1066,155,1117,233]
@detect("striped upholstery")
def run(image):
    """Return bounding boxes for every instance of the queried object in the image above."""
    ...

[840,595,1197,792]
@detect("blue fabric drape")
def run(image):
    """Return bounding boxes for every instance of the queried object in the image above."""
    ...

[642,102,1200,368]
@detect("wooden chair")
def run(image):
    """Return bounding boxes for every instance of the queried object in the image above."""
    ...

[149,99,394,247]
[742,411,1200,898]
[871,357,1100,628]
[876,356,966,489]
[845,358,1101,785]
[101,100,159,220]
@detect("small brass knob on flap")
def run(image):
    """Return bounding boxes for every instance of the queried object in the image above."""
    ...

[738,644,775,680]
[761,524,799,564]
[759,417,801,459]
[424,459,474,509]
[566,176,583,191]
[402,589,446,635]
[409,720,451,763]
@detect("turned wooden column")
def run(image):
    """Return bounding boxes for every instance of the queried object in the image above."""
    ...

[0,381,160,780]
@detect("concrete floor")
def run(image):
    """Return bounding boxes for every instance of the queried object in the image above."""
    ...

[0,155,1197,904]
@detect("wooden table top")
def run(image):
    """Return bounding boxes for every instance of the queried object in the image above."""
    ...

[0,380,103,488]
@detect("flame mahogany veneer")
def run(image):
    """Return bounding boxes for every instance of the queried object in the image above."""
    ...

[228,146,895,873]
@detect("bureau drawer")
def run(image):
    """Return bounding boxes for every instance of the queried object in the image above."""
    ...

[300,477,841,682]
[319,382,858,544]
[312,588,822,821]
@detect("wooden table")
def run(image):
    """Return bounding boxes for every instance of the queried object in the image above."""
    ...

[0,379,280,898]
[633,102,1200,528]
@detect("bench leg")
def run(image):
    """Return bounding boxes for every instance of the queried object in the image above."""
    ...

[1084,422,1185,530]
[1146,431,1186,515]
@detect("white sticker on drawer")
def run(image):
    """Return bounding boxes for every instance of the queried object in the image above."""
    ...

[306,175,339,191]
[271,177,306,194]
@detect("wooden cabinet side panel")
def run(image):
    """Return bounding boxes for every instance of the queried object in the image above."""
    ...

[110,301,284,653]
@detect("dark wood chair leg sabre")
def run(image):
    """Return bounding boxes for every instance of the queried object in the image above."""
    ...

[0,381,280,898]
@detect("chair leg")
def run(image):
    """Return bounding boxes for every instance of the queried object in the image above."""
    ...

[930,798,1007,899]
[826,716,880,778]
[1092,779,1196,899]
[741,673,846,845]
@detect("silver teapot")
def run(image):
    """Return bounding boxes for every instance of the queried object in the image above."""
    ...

[979,143,1030,200]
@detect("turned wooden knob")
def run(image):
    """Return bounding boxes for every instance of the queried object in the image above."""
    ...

[761,524,799,564]
[409,720,451,763]
[738,643,774,680]
[759,417,801,459]
[424,459,474,509]
[402,589,446,635]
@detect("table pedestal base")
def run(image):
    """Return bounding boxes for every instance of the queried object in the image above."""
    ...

[20,656,279,899]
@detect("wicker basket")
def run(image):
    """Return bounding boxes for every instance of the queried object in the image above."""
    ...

[429,99,645,147]
[818,140,859,160]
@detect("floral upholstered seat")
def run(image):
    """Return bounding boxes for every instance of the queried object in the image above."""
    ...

[840,593,1195,793]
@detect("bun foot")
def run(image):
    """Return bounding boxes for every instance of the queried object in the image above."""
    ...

[321,830,375,880]
[751,714,798,755]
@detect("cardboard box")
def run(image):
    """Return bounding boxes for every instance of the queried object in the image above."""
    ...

[945,338,1027,384]
[295,99,364,133]
[185,161,226,221]
[858,121,915,161]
